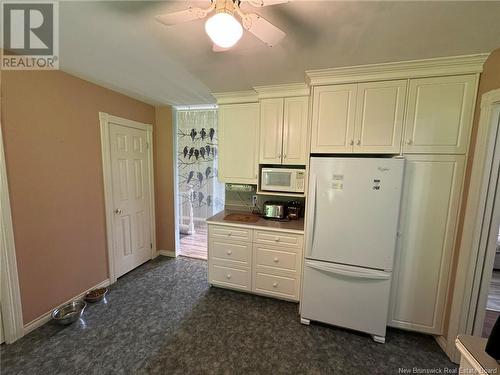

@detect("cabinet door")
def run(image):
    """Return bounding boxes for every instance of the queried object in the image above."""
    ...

[259,98,284,164]
[283,96,309,165]
[403,75,476,154]
[388,155,465,334]
[218,103,259,184]
[310,84,357,153]
[353,80,407,153]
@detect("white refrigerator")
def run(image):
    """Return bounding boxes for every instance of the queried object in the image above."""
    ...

[300,157,405,343]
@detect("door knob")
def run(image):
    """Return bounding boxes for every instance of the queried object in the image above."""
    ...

[114,208,123,214]
[356,140,361,145]
[406,139,413,145]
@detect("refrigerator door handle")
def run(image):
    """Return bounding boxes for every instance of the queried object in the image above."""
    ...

[305,260,391,280]
[305,174,317,258]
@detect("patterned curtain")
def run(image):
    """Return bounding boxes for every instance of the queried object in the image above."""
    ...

[177,109,224,225]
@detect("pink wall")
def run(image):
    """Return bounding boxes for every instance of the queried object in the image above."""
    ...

[1,70,160,324]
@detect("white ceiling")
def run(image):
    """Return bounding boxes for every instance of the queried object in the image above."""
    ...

[59,1,500,106]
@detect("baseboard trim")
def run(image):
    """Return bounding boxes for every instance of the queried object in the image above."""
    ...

[158,250,177,258]
[23,278,110,335]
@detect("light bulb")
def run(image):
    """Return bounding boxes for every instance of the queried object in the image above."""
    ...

[205,12,243,49]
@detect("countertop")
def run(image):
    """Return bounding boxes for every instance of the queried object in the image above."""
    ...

[206,210,304,233]
[455,335,499,373]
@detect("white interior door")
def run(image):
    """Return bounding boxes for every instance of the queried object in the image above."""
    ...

[109,123,152,278]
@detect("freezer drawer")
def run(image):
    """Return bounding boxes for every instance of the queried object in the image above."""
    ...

[301,260,392,339]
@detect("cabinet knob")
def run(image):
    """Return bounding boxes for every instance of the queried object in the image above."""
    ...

[114,208,123,214]
[226,274,232,279]
[273,282,278,288]
[406,139,413,145]
[228,232,232,236]
[349,140,354,146]
[274,237,280,242]
[227,250,232,255]
[284,154,287,159]
[273,257,279,263]
[356,139,361,145]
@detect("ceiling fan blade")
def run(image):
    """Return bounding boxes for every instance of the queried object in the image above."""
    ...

[155,7,210,26]
[243,0,290,7]
[241,14,286,47]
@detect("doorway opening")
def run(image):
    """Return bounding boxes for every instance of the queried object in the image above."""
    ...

[175,107,224,260]
[482,225,500,337]
[470,99,500,340]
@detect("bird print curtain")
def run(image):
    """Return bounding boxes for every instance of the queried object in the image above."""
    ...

[177,109,224,225]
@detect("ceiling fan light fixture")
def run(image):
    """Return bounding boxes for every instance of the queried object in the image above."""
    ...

[205,11,243,49]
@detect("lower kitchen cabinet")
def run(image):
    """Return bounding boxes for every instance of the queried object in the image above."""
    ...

[208,224,303,301]
[388,154,465,334]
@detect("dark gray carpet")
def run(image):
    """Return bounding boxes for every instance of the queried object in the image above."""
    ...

[0,257,457,374]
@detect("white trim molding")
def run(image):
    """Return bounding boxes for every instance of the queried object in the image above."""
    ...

[211,90,258,105]
[23,279,110,335]
[444,87,500,363]
[99,113,156,284]
[306,54,489,86]
[0,122,24,343]
[254,83,310,99]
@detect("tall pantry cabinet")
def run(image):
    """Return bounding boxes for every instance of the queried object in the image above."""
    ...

[307,58,483,335]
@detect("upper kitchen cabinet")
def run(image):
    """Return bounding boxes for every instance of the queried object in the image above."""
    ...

[259,98,284,164]
[353,80,407,153]
[282,96,309,165]
[259,96,309,165]
[218,102,260,184]
[310,84,357,153]
[403,75,477,154]
[311,81,406,154]
[256,83,310,166]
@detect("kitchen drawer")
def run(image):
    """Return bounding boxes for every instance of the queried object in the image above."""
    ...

[254,244,299,273]
[210,263,251,291]
[210,239,251,266]
[254,230,303,250]
[209,224,252,242]
[253,271,299,300]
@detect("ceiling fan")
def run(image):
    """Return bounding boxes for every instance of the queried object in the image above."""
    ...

[155,0,289,51]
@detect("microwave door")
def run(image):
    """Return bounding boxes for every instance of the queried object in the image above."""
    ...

[262,170,294,192]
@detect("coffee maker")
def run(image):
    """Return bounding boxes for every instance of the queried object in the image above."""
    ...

[286,201,302,220]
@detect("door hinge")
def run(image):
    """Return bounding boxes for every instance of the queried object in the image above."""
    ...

[150,242,153,249]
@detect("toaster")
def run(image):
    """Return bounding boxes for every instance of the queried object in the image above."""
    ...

[263,201,286,219]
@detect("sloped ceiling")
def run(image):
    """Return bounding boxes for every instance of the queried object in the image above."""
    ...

[59,1,500,105]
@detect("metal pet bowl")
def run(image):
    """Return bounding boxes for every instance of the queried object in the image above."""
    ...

[51,301,86,326]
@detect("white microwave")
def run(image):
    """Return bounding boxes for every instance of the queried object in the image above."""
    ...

[261,168,305,193]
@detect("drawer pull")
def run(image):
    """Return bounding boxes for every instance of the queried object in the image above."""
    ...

[273,282,278,288]
[274,237,280,242]
[273,257,279,263]
[227,250,232,255]
[226,274,232,279]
